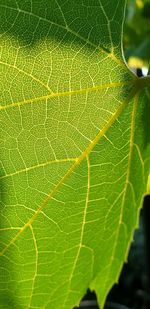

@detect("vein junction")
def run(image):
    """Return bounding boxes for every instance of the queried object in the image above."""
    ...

[0,89,134,256]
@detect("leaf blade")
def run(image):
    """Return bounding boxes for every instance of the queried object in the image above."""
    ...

[0,1,149,309]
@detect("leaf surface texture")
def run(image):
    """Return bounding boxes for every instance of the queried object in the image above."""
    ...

[0,1,150,308]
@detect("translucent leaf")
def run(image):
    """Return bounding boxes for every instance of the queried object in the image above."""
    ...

[0,1,150,308]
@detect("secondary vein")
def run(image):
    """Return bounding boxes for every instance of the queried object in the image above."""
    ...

[0,88,136,256]
[0,81,133,111]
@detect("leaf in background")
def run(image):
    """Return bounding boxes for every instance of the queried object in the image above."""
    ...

[124,0,150,65]
[0,1,149,309]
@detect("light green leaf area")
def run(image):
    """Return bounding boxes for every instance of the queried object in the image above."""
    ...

[0,1,150,309]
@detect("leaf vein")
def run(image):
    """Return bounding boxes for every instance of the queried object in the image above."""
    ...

[0,89,135,256]
[0,81,133,111]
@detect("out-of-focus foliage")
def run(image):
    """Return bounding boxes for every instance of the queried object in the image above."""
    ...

[124,0,150,68]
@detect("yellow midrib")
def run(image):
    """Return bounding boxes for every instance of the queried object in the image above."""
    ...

[0,80,134,111]
[0,86,136,256]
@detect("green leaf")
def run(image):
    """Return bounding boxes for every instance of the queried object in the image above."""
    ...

[0,1,149,309]
[124,0,150,65]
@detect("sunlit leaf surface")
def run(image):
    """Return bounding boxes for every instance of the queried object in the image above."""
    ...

[0,1,149,308]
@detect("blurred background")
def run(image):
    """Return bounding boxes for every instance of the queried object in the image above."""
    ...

[76,0,150,308]
[124,0,150,76]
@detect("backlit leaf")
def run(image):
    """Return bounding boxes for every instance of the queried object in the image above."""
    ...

[0,1,150,308]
